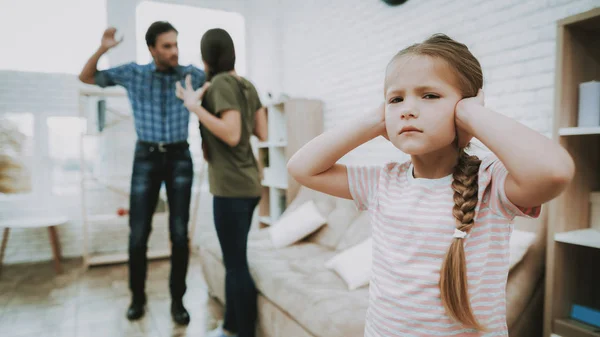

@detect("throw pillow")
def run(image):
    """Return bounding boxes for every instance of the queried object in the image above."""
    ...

[325,237,372,290]
[336,211,371,251]
[509,229,536,270]
[269,200,327,248]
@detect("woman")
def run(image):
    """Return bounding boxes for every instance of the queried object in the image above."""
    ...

[176,28,267,337]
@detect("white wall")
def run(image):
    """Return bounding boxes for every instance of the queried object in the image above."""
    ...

[276,0,600,165]
[2,0,599,264]
[0,0,252,264]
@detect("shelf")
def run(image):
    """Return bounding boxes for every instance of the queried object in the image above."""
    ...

[261,180,288,189]
[268,101,285,108]
[559,127,600,136]
[554,318,600,337]
[555,228,600,249]
[258,216,272,225]
[86,214,126,223]
[79,88,127,97]
[86,249,170,267]
[546,7,600,337]
[257,141,287,148]
[86,212,168,224]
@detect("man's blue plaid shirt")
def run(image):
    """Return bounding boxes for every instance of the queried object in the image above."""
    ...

[95,62,205,143]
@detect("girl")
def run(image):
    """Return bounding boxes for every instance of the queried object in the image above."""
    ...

[176,28,267,337]
[287,34,574,336]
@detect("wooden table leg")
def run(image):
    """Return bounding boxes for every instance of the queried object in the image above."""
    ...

[47,226,62,274]
[0,228,9,273]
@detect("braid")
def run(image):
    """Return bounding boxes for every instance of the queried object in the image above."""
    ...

[451,150,481,230]
[439,148,484,331]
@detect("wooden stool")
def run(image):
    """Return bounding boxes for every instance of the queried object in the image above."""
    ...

[0,215,68,274]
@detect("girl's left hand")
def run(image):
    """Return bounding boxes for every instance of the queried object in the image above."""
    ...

[455,89,485,148]
[176,74,211,109]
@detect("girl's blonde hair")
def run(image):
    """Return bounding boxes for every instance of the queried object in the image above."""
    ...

[388,34,485,330]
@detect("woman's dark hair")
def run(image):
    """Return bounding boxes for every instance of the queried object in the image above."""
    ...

[201,28,236,81]
[145,21,178,47]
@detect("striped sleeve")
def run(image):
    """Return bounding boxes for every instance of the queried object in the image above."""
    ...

[480,155,542,220]
[347,165,382,211]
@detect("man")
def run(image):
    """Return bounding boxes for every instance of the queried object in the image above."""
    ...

[79,21,205,325]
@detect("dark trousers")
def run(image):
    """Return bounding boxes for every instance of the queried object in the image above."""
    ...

[213,196,260,337]
[128,140,193,303]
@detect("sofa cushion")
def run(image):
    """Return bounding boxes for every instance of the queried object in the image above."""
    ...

[508,229,536,269]
[248,228,368,337]
[307,197,360,249]
[284,185,336,217]
[336,211,371,251]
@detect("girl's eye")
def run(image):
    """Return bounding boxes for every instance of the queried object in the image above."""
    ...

[423,94,440,99]
[389,97,403,104]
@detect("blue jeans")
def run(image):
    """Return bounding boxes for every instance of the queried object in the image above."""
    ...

[128,140,193,303]
[213,196,260,337]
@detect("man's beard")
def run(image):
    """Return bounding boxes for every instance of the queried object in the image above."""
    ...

[158,57,178,70]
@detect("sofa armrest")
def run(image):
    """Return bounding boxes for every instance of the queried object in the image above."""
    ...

[506,209,547,329]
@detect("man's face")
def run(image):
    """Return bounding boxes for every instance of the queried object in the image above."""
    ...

[149,31,179,69]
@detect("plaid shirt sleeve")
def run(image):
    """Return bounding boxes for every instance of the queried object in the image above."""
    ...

[94,62,136,88]
[190,66,206,88]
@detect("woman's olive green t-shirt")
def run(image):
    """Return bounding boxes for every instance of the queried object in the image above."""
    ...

[200,73,263,198]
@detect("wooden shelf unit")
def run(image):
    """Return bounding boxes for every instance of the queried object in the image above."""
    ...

[544,7,600,337]
[257,99,323,228]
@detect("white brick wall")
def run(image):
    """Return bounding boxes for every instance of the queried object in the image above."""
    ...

[0,0,247,265]
[2,0,599,265]
[276,0,600,165]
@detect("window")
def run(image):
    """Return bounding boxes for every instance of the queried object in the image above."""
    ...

[0,0,108,74]
[1,113,34,156]
[0,113,34,196]
[0,113,98,199]
[47,116,88,196]
[135,1,247,76]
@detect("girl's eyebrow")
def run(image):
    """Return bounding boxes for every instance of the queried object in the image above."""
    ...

[414,85,443,92]
[385,85,443,96]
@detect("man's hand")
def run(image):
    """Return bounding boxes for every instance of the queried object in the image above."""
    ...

[176,75,211,109]
[101,27,123,51]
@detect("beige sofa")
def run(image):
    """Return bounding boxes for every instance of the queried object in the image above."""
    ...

[198,186,546,337]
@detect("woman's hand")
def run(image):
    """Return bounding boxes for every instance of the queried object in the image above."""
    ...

[454,89,484,148]
[176,75,210,109]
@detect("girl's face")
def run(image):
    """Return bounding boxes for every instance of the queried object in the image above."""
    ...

[384,55,463,156]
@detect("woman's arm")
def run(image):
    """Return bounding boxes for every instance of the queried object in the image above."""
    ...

[188,106,241,147]
[287,104,386,199]
[253,107,268,141]
[456,90,575,208]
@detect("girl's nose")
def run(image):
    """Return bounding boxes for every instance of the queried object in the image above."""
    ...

[400,108,419,119]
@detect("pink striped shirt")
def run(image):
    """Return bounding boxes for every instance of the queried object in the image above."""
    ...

[347,154,541,337]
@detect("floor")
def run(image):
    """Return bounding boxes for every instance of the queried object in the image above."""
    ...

[0,255,224,337]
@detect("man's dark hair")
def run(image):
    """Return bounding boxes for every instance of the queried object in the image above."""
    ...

[145,21,178,47]
[201,28,236,81]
